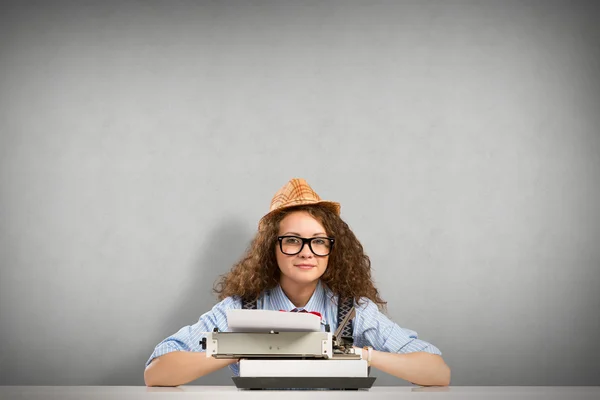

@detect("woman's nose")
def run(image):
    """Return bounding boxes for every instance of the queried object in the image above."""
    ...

[299,243,314,257]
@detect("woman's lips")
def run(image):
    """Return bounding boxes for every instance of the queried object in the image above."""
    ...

[295,264,316,269]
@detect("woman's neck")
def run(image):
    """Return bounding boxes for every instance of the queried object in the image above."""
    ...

[279,278,319,308]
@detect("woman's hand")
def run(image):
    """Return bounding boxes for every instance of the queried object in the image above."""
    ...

[144,351,238,387]
[354,346,450,386]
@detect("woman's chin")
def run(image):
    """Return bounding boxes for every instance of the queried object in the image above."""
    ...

[284,270,323,284]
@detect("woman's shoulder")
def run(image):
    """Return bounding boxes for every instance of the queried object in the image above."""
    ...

[353,296,382,314]
[210,288,276,313]
[208,295,243,313]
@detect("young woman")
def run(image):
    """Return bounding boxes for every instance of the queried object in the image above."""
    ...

[144,178,450,387]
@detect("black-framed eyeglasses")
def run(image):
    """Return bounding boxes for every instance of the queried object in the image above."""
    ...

[277,236,335,256]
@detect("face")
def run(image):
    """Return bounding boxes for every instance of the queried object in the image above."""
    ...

[276,211,330,288]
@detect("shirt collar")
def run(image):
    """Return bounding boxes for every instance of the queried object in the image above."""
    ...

[269,280,328,312]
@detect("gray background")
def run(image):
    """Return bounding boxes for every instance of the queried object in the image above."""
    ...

[1,0,599,387]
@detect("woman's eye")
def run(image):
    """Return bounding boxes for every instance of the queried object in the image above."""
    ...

[313,239,326,245]
[285,238,300,244]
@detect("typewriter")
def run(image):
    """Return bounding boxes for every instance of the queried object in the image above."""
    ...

[200,309,375,390]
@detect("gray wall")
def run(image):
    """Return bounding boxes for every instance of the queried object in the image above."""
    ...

[1,0,599,387]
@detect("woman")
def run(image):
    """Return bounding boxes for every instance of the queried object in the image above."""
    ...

[144,178,450,387]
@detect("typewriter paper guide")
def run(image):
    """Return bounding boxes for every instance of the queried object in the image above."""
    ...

[226,309,321,332]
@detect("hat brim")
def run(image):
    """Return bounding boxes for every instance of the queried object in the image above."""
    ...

[258,201,341,229]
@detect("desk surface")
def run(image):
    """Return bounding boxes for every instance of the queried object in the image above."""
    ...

[0,386,598,400]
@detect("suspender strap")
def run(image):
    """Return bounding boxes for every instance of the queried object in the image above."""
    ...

[337,297,355,339]
[241,298,257,309]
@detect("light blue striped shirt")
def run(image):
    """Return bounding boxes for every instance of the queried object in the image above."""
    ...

[147,280,441,375]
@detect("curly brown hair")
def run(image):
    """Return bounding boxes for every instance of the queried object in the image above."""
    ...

[213,204,387,310]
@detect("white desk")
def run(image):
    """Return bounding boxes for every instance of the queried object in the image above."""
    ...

[0,386,598,400]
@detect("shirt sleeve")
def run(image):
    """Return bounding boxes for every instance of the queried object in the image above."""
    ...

[352,298,442,356]
[145,296,241,367]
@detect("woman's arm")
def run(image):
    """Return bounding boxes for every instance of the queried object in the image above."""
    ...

[361,347,450,386]
[352,299,450,386]
[144,297,243,386]
[144,351,237,387]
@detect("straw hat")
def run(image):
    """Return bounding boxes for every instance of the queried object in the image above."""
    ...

[258,178,341,229]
